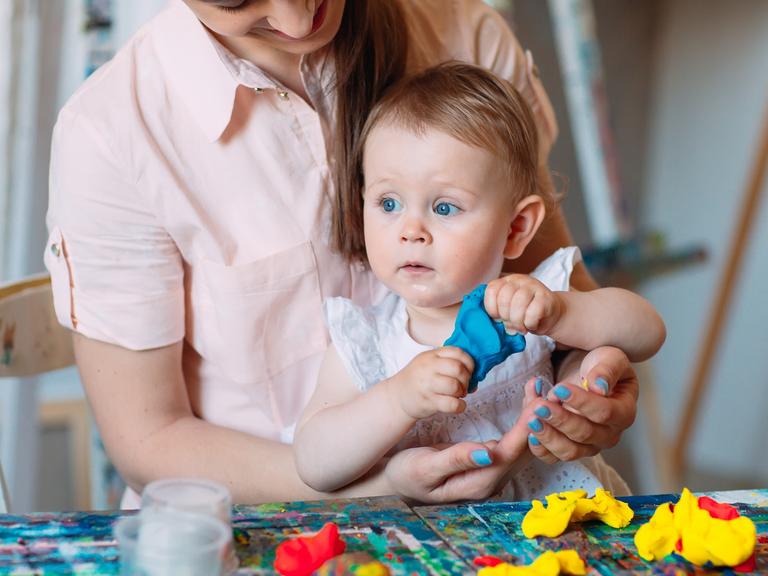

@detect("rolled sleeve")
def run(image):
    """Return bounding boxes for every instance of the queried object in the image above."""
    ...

[45,106,184,350]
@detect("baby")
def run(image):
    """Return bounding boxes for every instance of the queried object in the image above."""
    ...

[294,63,665,501]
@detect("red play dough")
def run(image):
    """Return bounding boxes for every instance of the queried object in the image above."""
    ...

[670,496,755,571]
[473,555,503,567]
[274,522,347,576]
[697,496,740,521]
[697,495,756,572]
[734,554,756,573]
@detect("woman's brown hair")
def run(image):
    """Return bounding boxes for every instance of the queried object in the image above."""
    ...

[330,0,408,263]
[336,61,550,264]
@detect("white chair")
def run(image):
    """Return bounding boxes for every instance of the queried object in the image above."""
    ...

[0,273,75,512]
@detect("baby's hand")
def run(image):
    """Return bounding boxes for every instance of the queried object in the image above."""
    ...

[485,275,563,336]
[390,347,474,420]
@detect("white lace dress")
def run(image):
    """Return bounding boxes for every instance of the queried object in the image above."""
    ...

[324,248,629,500]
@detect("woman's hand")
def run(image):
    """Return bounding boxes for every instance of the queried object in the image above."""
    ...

[378,347,638,501]
[521,346,638,464]
[383,412,534,504]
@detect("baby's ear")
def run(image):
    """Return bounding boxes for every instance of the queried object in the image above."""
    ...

[503,195,546,260]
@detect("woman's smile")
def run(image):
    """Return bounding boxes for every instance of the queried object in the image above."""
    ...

[261,0,328,40]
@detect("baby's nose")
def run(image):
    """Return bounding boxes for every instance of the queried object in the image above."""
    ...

[400,218,432,244]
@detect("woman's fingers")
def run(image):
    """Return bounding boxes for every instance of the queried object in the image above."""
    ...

[527,431,558,464]
[387,444,495,503]
[495,409,535,464]
[527,398,617,450]
[522,346,641,464]
[418,443,511,502]
[546,346,638,432]
[425,442,494,478]
[521,375,552,412]
[529,421,599,461]
[546,381,636,434]
[521,377,562,462]
[578,346,635,397]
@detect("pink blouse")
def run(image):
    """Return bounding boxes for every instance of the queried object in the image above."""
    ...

[45,0,556,447]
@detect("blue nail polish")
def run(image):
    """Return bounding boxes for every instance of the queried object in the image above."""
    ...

[534,406,551,419]
[596,377,609,395]
[528,434,540,446]
[554,386,572,400]
[528,417,543,432]
[534,377,543,396]
[471,449,492,467]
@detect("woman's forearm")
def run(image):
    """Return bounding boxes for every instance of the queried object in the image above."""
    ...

[128,414,399,503]
[75,333,392,504]
[122,415,323,503]
[293,380,415,493]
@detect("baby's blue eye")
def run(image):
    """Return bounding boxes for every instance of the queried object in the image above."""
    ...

[434,202,460,216]
[381,198,401,213]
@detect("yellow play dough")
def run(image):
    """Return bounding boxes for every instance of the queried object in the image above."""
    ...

[477,550,586,576]
[522,489,633,538]
[634,488,756,568]
[354,561,390,576]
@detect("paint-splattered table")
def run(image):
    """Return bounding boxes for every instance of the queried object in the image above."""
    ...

[0,489,766,574]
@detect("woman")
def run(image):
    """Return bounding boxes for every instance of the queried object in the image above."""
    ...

[45,0,639,506]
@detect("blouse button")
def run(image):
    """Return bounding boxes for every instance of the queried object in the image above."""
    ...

[50,243,61,257]
[253,87,264,93]
[277,90,289,100]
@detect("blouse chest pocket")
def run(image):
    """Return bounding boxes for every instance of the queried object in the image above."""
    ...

[193,241,327,384]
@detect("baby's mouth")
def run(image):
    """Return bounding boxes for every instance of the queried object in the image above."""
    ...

[399,263,433,274]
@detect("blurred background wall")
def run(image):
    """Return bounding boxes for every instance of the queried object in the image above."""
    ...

[0,0,766,511]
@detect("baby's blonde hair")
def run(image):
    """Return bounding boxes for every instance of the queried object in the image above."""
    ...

[336,62,550,264]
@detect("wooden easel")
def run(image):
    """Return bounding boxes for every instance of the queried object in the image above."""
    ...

[671,100,768,484]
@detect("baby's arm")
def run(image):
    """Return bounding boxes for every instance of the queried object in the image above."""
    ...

[485,276,665,362]
[294,344,473,493]
[548,288,665,361]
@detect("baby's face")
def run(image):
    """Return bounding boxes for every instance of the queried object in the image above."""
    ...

[363,123,519,309]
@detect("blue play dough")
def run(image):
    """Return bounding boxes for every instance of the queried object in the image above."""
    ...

[443,284,526,393]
